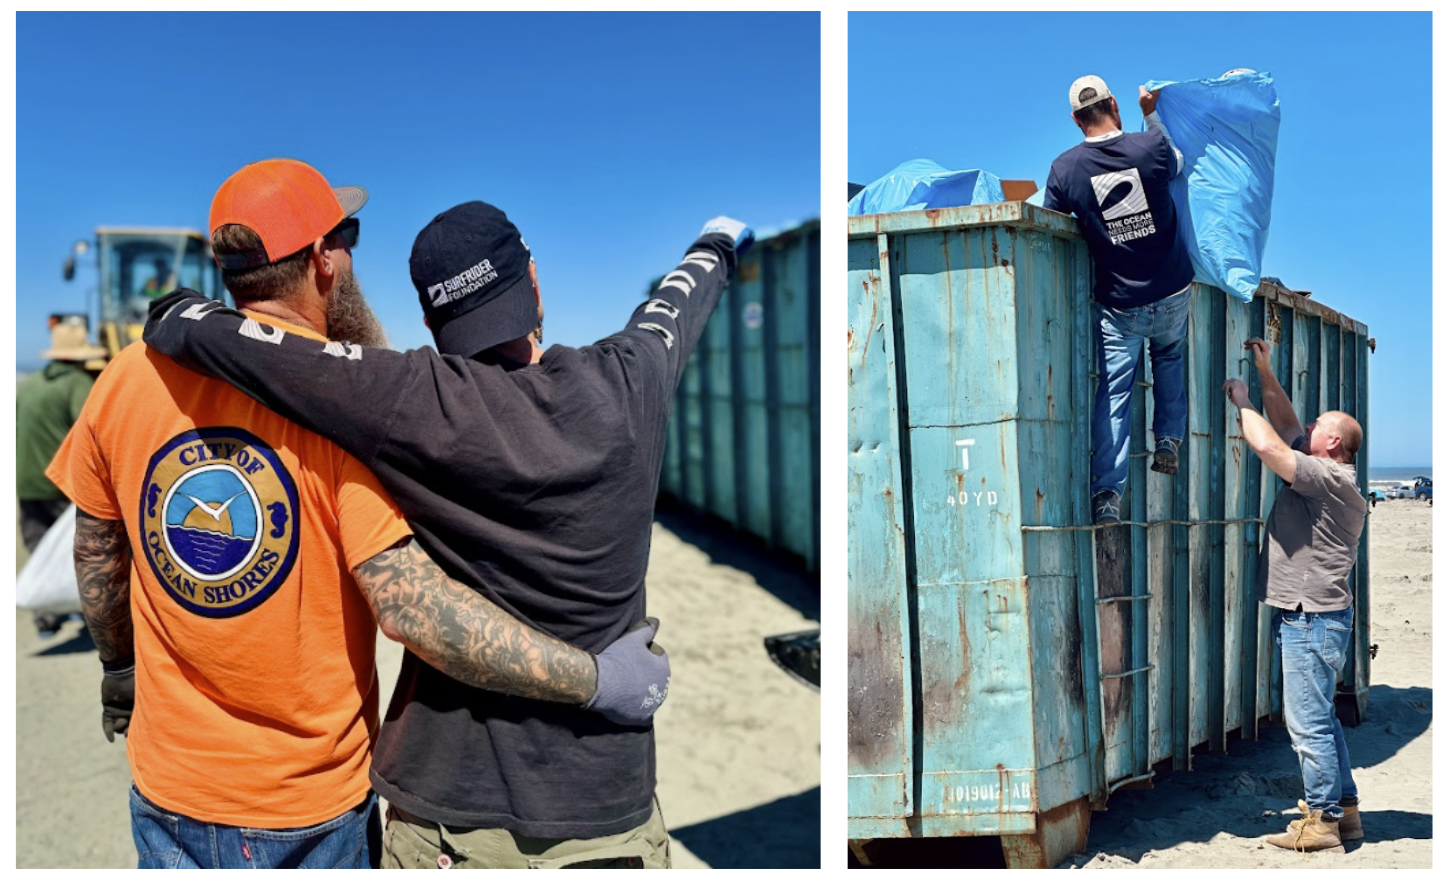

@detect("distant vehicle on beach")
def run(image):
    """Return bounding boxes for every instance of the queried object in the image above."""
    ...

[1412,477,1432,501]
[1384,484,1415,500]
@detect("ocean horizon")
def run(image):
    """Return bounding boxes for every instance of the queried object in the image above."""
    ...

[1368,466,1433,483]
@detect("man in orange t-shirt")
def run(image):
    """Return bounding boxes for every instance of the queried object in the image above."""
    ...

[47,159,669,869]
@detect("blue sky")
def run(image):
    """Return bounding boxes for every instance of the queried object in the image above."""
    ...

[16,12,819,365]
[849,12,1431,468]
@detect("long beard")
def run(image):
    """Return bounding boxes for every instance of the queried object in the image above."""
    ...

[326,268,389,349]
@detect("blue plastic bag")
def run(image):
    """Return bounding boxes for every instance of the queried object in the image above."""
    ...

[848,159,1005,216]
[1142,71,1281,303]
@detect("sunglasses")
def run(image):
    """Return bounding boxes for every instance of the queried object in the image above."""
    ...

[328,217,361,250]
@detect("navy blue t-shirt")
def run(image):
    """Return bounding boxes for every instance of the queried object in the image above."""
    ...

[1043,130,1193,309]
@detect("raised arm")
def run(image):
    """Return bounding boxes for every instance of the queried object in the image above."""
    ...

[598,222,745,392]
[1245,338,1306,448]
[354,539,668,725]
[1139,86,1184,177]
[74,509,136,742]
[1225,379,1297,484]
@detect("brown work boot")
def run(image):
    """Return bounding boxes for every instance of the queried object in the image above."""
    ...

[1267,801,1344,852]
[1339,797,1363,841]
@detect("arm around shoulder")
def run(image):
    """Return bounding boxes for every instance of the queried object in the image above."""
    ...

[352,538,599,705]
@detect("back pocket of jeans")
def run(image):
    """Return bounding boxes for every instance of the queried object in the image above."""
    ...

[1322,619,1352,672]
[130,788,183,869]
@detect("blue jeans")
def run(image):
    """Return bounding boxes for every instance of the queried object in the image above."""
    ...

[130,785,380,869]
[1274,607,1357,819]
[1090,287,1191,498]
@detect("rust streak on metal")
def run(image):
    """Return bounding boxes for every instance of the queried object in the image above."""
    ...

[862,280,878,369]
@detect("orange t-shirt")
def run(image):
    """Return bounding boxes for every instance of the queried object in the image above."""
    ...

[46,314,411,828]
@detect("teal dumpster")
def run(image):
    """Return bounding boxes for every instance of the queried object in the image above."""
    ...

[846,202,1371,866]
[658,219,821,571]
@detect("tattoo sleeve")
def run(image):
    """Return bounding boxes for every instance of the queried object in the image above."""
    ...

[354,540,598,705]
[74,509,134,664]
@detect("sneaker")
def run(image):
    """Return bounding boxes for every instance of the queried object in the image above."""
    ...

[1092,490,1122,525]
[1151,437,1181,475]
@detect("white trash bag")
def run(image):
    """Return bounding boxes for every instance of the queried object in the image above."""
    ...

[17,504,83,611]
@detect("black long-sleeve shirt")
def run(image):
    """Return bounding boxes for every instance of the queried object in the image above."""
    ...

[143,233,737,837]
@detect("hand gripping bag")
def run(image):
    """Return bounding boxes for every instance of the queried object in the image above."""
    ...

[848,159,1005,216]
[1142,70,1281,303]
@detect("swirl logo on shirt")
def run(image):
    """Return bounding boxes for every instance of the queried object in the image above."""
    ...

[139,427,299,618]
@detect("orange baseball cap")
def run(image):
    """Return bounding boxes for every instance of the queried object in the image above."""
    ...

[209,159,367,269]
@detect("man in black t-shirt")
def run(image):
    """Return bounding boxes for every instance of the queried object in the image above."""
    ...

[1043,75,1195,524]
[143,202,754,869]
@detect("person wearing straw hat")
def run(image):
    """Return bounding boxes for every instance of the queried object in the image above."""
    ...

[16,315,108,636]
[1042,74,1194,525]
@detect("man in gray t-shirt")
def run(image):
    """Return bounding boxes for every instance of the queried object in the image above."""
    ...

[1224,337,1367,853]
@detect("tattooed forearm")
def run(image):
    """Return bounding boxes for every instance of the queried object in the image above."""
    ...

[74,509,134,664]
[354,540,598,704]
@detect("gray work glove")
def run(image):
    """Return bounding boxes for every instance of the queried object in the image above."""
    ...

[101,660,136,743]
[585,618,670,727]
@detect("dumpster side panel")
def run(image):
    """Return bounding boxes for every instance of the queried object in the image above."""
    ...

[847,234,914,826]
[896,224,1038,825]
[660,221,821,567]
[704,273,737,526]
[1187,289,1214,750]
[845,206,1371,844]
[769,232,819,568]
[1015,227,1092,812]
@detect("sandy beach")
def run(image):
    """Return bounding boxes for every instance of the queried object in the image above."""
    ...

[1064,499,1433,868]
[13,511,821,869]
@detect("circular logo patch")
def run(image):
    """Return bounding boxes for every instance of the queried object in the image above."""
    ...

[139,427,299,618]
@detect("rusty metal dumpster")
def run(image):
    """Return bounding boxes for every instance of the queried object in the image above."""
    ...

[659,219,821,570]
[846,202,1371,867]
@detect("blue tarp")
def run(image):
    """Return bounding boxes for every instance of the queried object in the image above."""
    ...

[847,159,1004,216]
[1143,70,1281,303]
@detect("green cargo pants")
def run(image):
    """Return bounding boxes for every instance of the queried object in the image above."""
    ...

[381,796,672,869]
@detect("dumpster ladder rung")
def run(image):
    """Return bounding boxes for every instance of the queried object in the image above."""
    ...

[1101,664,1153,681]
[1107,771,1156,794]
[1096,594,1153,605]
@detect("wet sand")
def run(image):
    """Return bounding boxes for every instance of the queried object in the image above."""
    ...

[13,514,821,869]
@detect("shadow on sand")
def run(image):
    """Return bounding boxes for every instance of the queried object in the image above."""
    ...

[672,786,820,869]
[653,506,818,621]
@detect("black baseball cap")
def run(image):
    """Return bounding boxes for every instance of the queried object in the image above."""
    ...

[409,201,536,358]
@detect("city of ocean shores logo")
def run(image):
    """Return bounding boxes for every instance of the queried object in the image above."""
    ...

[139,427,299,618]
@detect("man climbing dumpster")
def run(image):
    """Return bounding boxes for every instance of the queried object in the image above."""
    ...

[1042,75,1195,525]
[1224,337,1367,853]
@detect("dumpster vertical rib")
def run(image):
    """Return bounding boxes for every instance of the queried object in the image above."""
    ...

[1207,297,1227,752]
[1171,386,1191,770]
[699,288,717,519]
[884,232,925,822]
[1128,354,1151,782]
[1238,302,1263,739]
[730,269,751,542]
[1350,331,1371,721]
[807,226,822,570]
[1071,241,1108,809]
[763,244,784,553]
